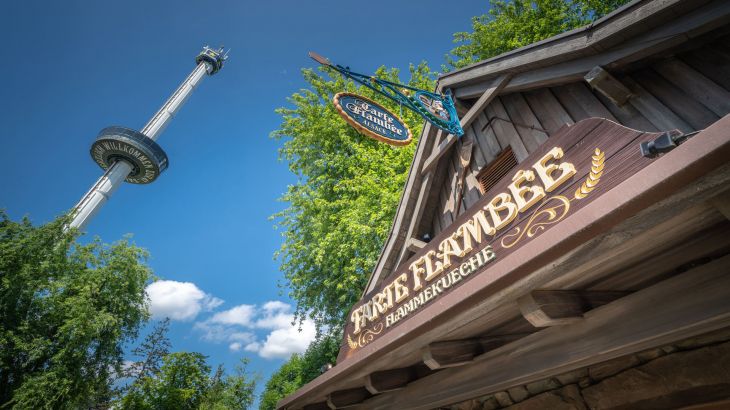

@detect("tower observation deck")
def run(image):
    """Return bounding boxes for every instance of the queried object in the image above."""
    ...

[68,46,227,231]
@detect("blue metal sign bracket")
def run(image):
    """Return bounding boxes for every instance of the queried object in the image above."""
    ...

[309,52,464,137]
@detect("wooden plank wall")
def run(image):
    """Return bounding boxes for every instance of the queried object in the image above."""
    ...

[428,39,730,236]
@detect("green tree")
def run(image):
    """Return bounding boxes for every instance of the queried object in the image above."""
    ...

[121,352,211,409]
[201,359,257,410]
[126,318,172,382]
[297,332,340,384]
[120,352,257,410]
[447,0,631,69]
[272,63,435,330]
[258,354,303,410]
[0,212,153,409]
[258,333,340,410]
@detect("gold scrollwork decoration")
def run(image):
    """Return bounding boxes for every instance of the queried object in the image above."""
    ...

[347,322,384,350]
[575,148,605,199]
[501,195,571,249]
[500,147,605,249]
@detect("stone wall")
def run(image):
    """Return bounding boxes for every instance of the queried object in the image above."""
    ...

[447,327,730,410]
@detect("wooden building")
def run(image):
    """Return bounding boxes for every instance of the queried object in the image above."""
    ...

[279,0,730,408]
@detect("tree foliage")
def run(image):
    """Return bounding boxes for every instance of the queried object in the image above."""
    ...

[447,0,632,69]
[259,333,339,410]
[0,212,153,409]
[120,352,211,409]
[258,354,304,410]
[119,322,257,410]
[126,318,172,383]
[272,63,435,330]
[200,359,257,410]
[120,352,257,409]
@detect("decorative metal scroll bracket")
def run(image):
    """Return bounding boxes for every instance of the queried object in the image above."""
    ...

[309,51,464,137]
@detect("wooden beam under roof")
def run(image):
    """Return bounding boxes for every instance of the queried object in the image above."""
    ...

[364,364,433,394]
[518,290,630,327]
[422,334,532,370]
[710,190,730,220]
[326,387,371,409]
[302,402,330,410]
[421,74,511,175]
[356,254,730,409]
[405,237,427,253]
[584,66,633,106]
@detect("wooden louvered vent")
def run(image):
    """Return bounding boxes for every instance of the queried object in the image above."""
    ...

[476,146,517,194]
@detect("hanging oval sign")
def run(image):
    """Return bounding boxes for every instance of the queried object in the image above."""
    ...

[333,92,412,146]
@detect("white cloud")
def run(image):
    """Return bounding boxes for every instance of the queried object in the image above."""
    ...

[255,301,295,329]
[253,319,316,359]
[194,300,317,360]
[193,321,256,344]
[262,301,289,312]
[209,304,256,326]
[229,332,255,343]
[244,342,261,352]
[146,280,223,321]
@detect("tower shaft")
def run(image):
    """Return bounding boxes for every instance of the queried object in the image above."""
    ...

[68,160,133,230]
[68,47,226,231]
[141,62,210,142]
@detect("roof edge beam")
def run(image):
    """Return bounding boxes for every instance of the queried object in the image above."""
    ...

[518,290,631,327]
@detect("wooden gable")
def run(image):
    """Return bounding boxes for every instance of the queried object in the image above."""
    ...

[277,1,730,408]
[365,0,730,294]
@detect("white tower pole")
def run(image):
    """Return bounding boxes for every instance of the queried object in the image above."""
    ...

[68,46,227,231]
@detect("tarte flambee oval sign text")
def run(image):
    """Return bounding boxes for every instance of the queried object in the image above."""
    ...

[333,92,412,146]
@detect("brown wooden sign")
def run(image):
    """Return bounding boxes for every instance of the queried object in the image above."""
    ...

[339,118,664,360]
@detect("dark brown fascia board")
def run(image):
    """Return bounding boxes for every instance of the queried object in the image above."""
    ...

[437,0,711,91]
[277,116,730,410]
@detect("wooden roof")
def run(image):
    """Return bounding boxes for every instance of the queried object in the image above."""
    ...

[277,1,730,408]
[279,117,730,409]
[364,0,730,294]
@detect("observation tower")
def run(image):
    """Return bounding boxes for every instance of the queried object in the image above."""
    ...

[68,46,227,230]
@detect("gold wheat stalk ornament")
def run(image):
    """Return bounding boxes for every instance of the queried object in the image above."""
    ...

[347,334,358,350]
[575,148,605,199]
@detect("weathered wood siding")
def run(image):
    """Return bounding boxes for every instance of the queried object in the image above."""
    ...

[428,40,730,236]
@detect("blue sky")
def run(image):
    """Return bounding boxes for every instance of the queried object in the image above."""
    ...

[0,0,486,399]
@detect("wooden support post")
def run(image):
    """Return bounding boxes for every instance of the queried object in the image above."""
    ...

[584,66,633,106]
[327,387,372,409]
[421,74,511,175]
[518,290,630,327]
